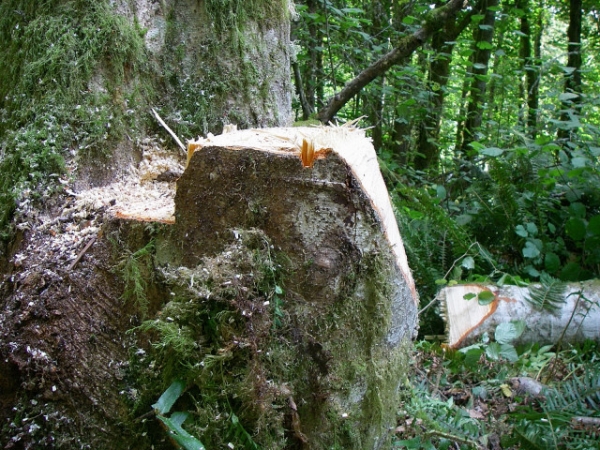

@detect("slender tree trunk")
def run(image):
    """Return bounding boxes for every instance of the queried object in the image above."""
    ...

[517,0,542,138]
[302,0,323,113]
[531,5,543,136]
[558,0,583,141]
[416,8,475,171]
[365,1,391,151]
[460,0,499,155]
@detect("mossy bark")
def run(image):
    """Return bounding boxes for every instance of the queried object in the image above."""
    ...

[0,0,292,231]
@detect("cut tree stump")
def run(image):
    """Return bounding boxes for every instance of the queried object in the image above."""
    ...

[169,126,419,448]
[0,126,418,449]
[439,282,600,348]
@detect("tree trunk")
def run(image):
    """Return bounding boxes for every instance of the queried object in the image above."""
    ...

[173,127,418,448]
[460,0,499,155]
[558,0,583,141]
[515,0,542,139]
[0,0,293,447]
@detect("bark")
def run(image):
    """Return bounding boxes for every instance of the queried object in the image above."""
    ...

[558,0,583,141]
[460,0,499,155]
[416,8,475,171]
[439,283,600,348]
[316,0,467,124]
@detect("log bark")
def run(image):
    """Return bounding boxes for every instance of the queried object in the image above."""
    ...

[439,282,600,348]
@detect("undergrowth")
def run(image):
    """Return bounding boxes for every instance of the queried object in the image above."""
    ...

[395,339,600,450]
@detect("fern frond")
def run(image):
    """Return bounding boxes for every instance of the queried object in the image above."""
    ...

[545,368,600,414]
[525,273,566,314]
[513,418,558,450]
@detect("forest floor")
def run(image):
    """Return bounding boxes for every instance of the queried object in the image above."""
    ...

[394,340,600,449]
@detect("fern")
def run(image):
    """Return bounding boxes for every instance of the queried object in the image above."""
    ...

[512,365,600,450]
[545,369,600,414]
[525,273,566,313]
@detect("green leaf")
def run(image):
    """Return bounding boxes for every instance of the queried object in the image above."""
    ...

[153,380,186,415]
[522,241,541,258]
[341,7,364,13]
[486,342,501,360]
[435,279,448,285]
[565,217,586,241]
[526,223,538,236]
[559,262,583,281]
[463,293,477,300]
[464,347,484,369]
[394,437,423,449]
[476,41,494,50]
[569,202,586,218]
[495,321,525,344]
[535,135,553,145]
[544,252,561,273]
[157,414,205,450]
[559,92,579,102]
[571,157,588,168]
[587,215,600,236]
[480,147,504,156]
[473,62,487,70]
[435,184,447,200]
[456,214,473,225]
[478,290,495,305]
[515,224,528,238]
[461,256,475,270]
[499,344,519,362]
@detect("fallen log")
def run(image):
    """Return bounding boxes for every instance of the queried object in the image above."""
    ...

[439,282,600,348]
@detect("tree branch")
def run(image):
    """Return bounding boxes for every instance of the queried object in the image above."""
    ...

[316,0,467,124]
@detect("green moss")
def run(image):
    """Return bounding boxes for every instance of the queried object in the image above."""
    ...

[156,0,288,138]
[204,0,289,33]
[125,227,410,449]
[0,0,154,237]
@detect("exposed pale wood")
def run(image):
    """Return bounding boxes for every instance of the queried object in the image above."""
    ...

[439,282,600,348]
[151,108,186,153]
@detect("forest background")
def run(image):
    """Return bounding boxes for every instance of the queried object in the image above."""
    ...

[291,0,600,335]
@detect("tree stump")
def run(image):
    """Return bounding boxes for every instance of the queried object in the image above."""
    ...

[167,126,418,448]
